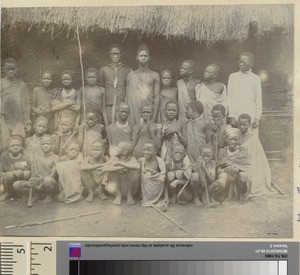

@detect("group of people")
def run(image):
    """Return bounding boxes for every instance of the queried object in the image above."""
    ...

[0,43,278,208]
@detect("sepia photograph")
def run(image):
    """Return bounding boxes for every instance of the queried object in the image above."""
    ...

[0,4,294,237]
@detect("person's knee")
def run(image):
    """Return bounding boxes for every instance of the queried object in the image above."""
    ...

[175,170,184,179]
[106,182,119,195]
[167,171,175,182]
[13,180,26,192]
[44,177,56,191]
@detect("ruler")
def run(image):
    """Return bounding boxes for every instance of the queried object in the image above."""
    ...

[0,241,56,275]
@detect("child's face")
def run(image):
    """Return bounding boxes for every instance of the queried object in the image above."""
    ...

[212,110,224,125]
[239,55,252,72]
[61,74,73,88]
[180,62,192,77]
[67,144,80,160]
[9,139,23,155]
[60,121,73,133]
[86,72,97,86]
[86,113,98,127]
[171,147,185,163]
[141,106,153,122]
[34,120,48,135]
[238,118,251,134]
[118,105,130,121]
[91,145,104,159]
[161,72,172,87]
[165,103,178,121]
[4,62,17,79]
[201,148,213,163]
[42,73,53,88]
[136,50,150,66]
[226,136,239,150]
[41,137,52,154]
[110,47,122,63]
[143,143,156,160]
[203,65,216,81]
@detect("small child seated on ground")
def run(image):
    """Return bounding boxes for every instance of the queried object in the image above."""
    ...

[139,140,166,207]
[193,144,216,206]
[53,140,84,204]
[101,141,140,206]
[209,128,251,204]
[81,140,109,202]
[13,134,59,205]
[0,136,31,201]
[166,142,200,206]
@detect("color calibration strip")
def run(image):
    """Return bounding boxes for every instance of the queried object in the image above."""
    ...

[69,260,287,275]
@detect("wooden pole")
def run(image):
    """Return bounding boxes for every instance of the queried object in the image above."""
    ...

[76,23,87,157]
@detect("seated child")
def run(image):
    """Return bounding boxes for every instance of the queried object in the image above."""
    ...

[101,141,140,205]
[209,128,251,204]
[81,140,109,202]
[159,70,178,123]
[80,67,105,124]
[193,145,217,206]
[25,115,48,160]
[51,70,81,131]
[52,116,78,158]
[132,103,162,159]
[206,104,229,159]
[13,134,59,205]
[53,140,84,204]
[161,101,186,162]
[139,140,166,207]
[237,114,278,197]
[0,136,31,201]
[32,71,57,133]
[166,143,202,206]
[78,111,106,157]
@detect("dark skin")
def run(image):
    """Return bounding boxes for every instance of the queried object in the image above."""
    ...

[203,65,224,95]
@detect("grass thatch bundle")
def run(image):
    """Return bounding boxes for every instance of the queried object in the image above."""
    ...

[1,5,293,42]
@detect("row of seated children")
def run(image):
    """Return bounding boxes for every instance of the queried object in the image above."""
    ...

[0,97,274,207]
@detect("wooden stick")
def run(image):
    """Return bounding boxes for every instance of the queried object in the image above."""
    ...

[27,187,33,208]
[76,23,87,158]
[3,210,103,230]
[152,205,190,234]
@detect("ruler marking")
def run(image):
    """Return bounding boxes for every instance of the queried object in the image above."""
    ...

[31,243,52,245]
[1,261,17,263]
[1,245,24,247]
[1,258,13,260]
[32,263,41,266]
[31,252,38,255]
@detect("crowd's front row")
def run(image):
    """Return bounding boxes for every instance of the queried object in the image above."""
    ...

[0,100,277,208]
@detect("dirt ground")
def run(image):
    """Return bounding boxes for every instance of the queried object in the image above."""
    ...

[0,158,293,238]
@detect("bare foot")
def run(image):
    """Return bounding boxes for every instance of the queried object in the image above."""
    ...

[112,196,121,206]
[43,195,53,204]
[0,192,9,202]
[57,191,65,202]
[193,198,204,207]
[85,192,94,202]
[100,193,108,200]
[127,195,135,205]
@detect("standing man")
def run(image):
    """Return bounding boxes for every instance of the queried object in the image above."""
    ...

[227,52,262,129]
[177,60,201,120]
[126,44,160,125]
[99,44,131,126]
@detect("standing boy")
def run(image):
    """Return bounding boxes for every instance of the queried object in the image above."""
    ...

[99,44,131,125]
[177,60,201,120]
[1,58,31,148]
[126,44,160,124]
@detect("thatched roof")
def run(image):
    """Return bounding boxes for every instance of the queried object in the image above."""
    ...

[1,5,293,43]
